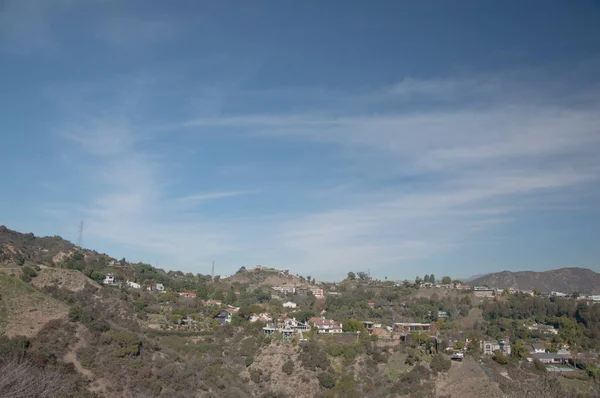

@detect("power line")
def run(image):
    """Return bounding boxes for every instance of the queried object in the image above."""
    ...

[77,220,84,248]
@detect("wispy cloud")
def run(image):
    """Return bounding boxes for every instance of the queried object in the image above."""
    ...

[44,71,600,278]
[177,190,261,203]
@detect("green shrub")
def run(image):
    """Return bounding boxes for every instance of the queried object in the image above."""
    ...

[20,265,37,282]
[492,352,509,365]
[110,331,141,357]
[533,358,547,373]
[318,373,335,389]
[430,353,451,374]
[282,360,294,375]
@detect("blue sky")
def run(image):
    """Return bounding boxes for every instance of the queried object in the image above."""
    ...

[1,1,600,281]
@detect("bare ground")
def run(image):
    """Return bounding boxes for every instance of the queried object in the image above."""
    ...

[0,274,69,338]
[435,356,504,398]
[241,343,321,397]
[32,266,101,292]
[62,325,108,395]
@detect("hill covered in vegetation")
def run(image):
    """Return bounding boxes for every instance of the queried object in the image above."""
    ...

[2,225,600,397]
[470,267,600,294]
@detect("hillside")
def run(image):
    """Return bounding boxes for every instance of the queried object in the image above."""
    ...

[0,273,69,337]
[227,266,308,287]
[469,267,600,294]
[0,225,76,265]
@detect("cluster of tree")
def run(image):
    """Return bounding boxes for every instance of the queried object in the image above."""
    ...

[346,271,370,281]
[481,293,600,350]
[415,274,436,284]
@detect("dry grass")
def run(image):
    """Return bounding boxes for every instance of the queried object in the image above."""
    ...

[31,267,100,292]
[435,356,504,397]
[242,343,322,397]
[0,274,68,338]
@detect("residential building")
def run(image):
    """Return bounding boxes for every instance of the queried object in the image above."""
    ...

[392,323,434,334]
[309,317,343,333]
[528,351,570,364]
[249,313,272,323]
[455,284,472,290]
[179,291,196,298]
[551,291,568,297]
[363,321,374,334]
[126,280,141,289]
[273,286,296,294]
[530,343,546,354]
[201,299,222,306]
[155,283,165,292]
[473,289,495,298]
[283,301,297,309]
[437,311,449,319]
[310,288,325,299]
[282,317,310,331]
[527,324,558,335]
[102,274,116,285]
[215,309,232,325]
[588,295,600,302]
[481,339,511,355]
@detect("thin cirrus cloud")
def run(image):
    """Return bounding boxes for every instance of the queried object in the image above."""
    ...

[44,71,600,279]
[65,75,600,278]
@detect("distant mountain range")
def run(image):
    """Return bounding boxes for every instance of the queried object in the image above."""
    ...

[469,267,600,295]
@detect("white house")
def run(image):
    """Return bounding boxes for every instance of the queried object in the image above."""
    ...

[309,317,343,333]
[283,301,297,309]
[155,283,165,292]
[102,274,116,285]
[126,280,141,289]
[531,343,546,354]
[526,324,558,335]
[273,286,296,294]
[551,291,568,297]
[480,339,511,355]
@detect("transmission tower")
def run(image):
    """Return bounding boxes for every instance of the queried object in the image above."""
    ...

[77,220,84,248]
[212,261,215,279]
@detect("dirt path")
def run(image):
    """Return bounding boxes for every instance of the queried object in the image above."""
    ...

[62,325,107,395]
[436,356,504,397]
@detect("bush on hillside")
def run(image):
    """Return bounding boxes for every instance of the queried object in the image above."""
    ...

[430,353,452,374]
[282,360,294,376]
[20,265,37,282]
[317,372,335,389]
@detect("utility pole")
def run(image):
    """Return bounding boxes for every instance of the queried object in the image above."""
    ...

[77,220,84,248]
[212,261,215,280]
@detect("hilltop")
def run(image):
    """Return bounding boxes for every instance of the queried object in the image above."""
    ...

[469,267,600,294]
[227,265,309,287]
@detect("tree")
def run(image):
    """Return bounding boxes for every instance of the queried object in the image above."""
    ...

[342,319,365,332]
[347,272,356,280]
[415,276,422,285]
[357,272,368,280]
[20,266,37,283]
[422,275,430,283]
[307,276,311,283]
[430,353,451,374]
[196,283,209,300]
[236,266,247,274]
[429,274,435,283]
[224,289,237,305]
[441,276,452,285]
[572,291,580,299]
